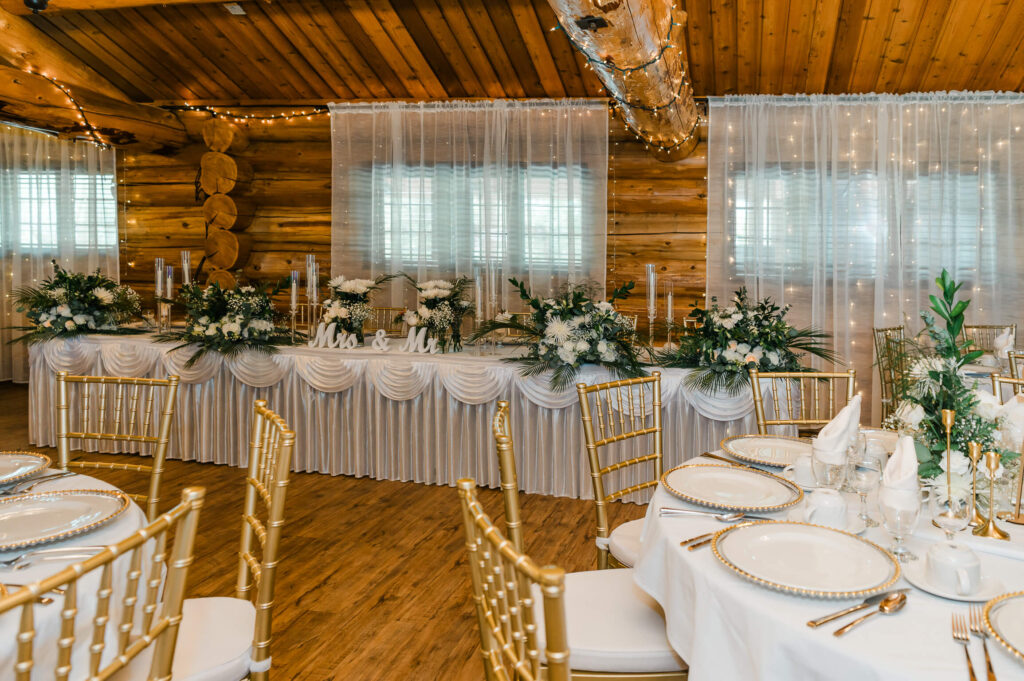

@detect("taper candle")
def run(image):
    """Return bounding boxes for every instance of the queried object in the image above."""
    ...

[180,251,191,285]
[290,271,299,311]
[154,258,164,299]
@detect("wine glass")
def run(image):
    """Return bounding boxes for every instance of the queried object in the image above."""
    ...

[929,483,971,542]
[850,455,882,527]
[812,450,848,490]
[880,483,922,562]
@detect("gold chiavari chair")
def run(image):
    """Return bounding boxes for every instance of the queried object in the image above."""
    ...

[491,400,524,552]
[170,399,295,681]
[990,374,1024,522]
[748,368,857,436]
[458,479,687,681]
[1008,352,1022,394]
[365,306,406,336]
[963,323,1016,354]
[873,325,905,420]
[0,486,205,681]
[576,372,663,570]
[56,371,180,522]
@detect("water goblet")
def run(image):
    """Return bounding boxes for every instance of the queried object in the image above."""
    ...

[812,450,848,490]
[841,431,869,493]
[880,483,922,562]
[850,456,882,527]
[929,483,971,541]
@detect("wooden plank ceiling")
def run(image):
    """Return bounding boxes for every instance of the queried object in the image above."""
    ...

[22,0,1024,104]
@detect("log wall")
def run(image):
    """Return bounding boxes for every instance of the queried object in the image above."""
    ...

[119,109,707,324]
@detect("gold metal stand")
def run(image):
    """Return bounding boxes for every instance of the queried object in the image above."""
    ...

[973,450,1010,540]
[968,442,986,527]
[934,410,958,529]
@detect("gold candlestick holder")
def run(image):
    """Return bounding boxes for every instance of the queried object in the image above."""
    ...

[934,409,958,529]
[973,450,1010,540]
[967,442,985,527]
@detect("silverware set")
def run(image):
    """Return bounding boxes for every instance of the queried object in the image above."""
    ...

[805,589,910,636]
[0,470,76,497]
[660,507,777,522]
[0,545,106,571]
[953,607,998,681]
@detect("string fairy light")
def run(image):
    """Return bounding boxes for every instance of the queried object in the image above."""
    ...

[25,69,109,148]
[164,104,329,123]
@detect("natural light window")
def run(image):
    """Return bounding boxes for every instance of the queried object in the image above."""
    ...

[16,172,117,250]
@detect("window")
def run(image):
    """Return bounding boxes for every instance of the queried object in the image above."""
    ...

[372,164,588,269]
[15,172,117,250]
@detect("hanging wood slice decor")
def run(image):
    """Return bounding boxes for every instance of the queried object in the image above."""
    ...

[205,267,238,289]
[204,228,252,270]
[202,193,255,231]
[201,118,250,154]
[199,151,253,195]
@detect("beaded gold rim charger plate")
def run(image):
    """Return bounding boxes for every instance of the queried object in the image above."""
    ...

[661,464,803,512]
[984,591,1024,664]
[0,451,51,487]
[0,489,129,551]
[711,521,901,599]
[720,435,811,467]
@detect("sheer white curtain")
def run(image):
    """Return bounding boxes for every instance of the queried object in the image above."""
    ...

[707,92,1024,423]
[0,124,119,382]
[329,100,608,312]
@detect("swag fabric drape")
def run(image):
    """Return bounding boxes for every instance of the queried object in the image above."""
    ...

[0,124,119,382]
[329,100,608,313]
[707,93,1024,422]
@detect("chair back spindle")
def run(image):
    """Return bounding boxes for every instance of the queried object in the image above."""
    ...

[749,369,856,435]
[491,401,524,553]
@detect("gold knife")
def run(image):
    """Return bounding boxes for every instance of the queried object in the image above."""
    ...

[806,589,910,628]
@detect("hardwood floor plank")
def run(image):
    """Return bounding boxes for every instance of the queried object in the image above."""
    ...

[0,381,645,678]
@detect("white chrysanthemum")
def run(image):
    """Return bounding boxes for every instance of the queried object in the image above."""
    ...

[419,280,453,291]
[417,305,432,320]
[92,287,114,304]
[545,319,572,343]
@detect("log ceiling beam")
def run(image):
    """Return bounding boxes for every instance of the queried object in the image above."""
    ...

[0,0,235,14]
[0,63,187,150]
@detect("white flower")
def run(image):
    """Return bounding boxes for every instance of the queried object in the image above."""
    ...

[893,401,926,428]
[557,346,578,364]
[495,312,512,323]
[248,319,273,333]
[64,320,76,330]
[574,339,589,353]
[736,343,751,354]
[929,472,972,504]
[205,324,220,336]
[403,311,420,327]
[418,280,452,291]
[222,322,242,336]
[721,318,737,330]
[198,316,210,325]
[420,288,449,300]
[72,314,89,325]
[238,286,255,293]
[56,304,72,317]
[973,390,1002,421]
[940,450,971,476]
[595,301,614,312]
[766,350,781,366]
[417,305,432,320]
[51,287,66,299]
[42,320,52,328]
[545,319,572,343]
[92,287,114,304]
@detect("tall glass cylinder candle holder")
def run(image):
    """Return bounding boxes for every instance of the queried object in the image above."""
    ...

[664,279,674,346]
[161,266,174,332]
[153,257,164,328]
[645,264,657,345]
[180,251,191,286]
[290,270,299,342]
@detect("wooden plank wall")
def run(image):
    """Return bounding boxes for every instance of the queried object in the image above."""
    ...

[119,109,707,327]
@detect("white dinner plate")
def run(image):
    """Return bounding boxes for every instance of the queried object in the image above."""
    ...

[661,464,803,512]
[720,435,811,468]
[902,560,1003,602]
[0,489,129,551]
[860,428,899,454]
[985,592,1024,664]
[712,521,900,599]
[0,451,51,487]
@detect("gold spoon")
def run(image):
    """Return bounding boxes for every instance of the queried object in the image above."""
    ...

[833,592,907,637]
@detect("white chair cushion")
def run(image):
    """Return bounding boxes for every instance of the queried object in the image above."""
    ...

[172,597,256,681]
[534,568,685,673]
[608,518,644,567]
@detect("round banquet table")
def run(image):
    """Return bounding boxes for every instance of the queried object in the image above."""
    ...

[634,454,1024,681]
[0,471,147,680]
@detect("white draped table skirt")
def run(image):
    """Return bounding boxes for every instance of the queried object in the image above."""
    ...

[28,336,763,500]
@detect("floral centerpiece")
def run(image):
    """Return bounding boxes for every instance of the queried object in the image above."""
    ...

[471,278,645,391]
[656,288,836,394]
[322,274,392,343]
[12,262,142,343]
[400,276,474,352]
[156,280,290,367]
[884,270,1021,482]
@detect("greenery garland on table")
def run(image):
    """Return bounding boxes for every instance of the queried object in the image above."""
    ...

[883,270,1020,480]
[11,262,143,344]
[399,275,475,352]
[471,278,646,391]
[155,280,291,367]
[656,288,836,395]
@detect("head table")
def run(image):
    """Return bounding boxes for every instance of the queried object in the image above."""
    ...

[636,453,1024,681]
[28,335,767,499]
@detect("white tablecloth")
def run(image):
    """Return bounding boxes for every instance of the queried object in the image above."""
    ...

[634,456,1024,681]
[0,472,148,680]
[28,336,765,499]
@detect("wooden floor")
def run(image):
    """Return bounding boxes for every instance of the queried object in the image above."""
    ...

[0,382,645,680]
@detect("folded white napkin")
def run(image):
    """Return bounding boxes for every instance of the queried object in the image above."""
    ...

[812,395,861,465]
[994,327,1015,359]
[881,435,920,511]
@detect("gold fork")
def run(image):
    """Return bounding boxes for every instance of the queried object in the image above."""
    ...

[969,605,998,681]
[952,613,979,681]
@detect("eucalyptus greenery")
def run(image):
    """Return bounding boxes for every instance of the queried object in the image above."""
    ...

[471,278,646,391]
[11,262,142,344]
[884,270,1017,478]
[155,279,291,368]
[657,288,836,395]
